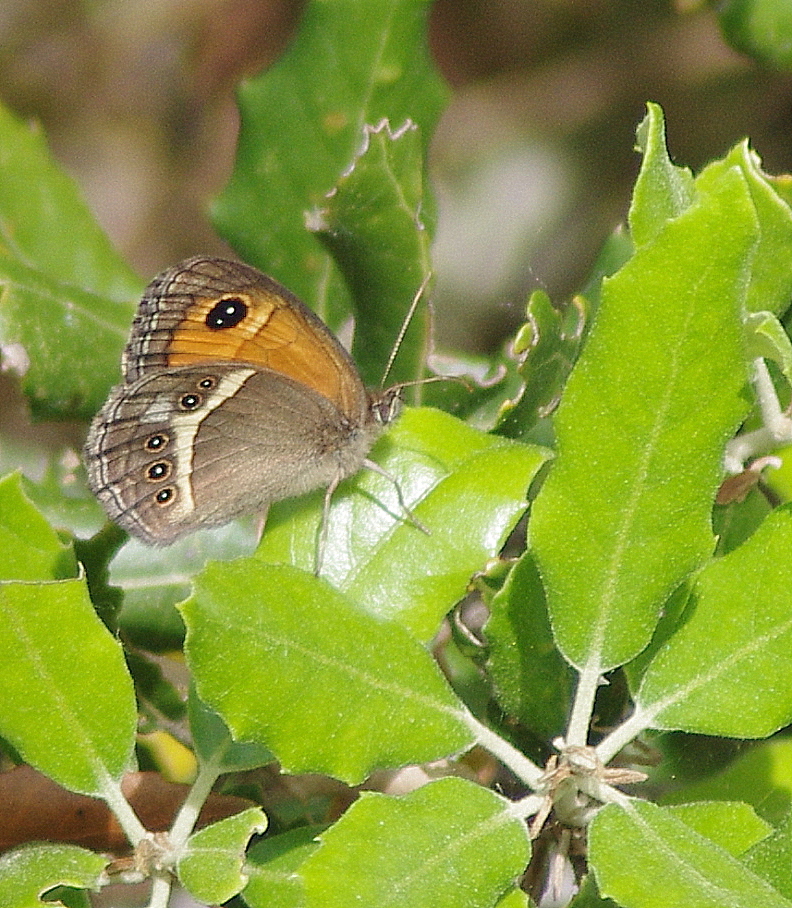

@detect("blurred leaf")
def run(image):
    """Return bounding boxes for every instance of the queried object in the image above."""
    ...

[0,102,141,419]
[661,737,792,827]
[635,506,792,738]
[0,844,106,908]
[258,407,549,641]
[0,472,76,581]
[188,687,274,773]
[485,551,574,741]
[494,290,588,440]
[111,521,259,652]
[212,0,447,333]
[128,651,186,724]
[181,560,473,784]
[313,119,431,387]
[178,807,267,905]
[0,578,136,795]
[300,778,530,908]
[718,0,792,69]
[590,801,792,908]
[530,164,754,671]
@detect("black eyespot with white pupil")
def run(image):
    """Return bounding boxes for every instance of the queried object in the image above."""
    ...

[198,376,216,390]
[155,488,174,505]
[147,462,171,481]
[180,393,201,410]
[206,296,248,330]
[146,433,168,451]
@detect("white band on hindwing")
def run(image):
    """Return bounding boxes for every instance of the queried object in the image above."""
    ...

[142,367,256,518]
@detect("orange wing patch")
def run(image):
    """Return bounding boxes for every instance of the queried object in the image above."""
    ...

[165,289,360,413]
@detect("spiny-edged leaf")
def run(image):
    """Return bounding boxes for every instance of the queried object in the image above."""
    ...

[635,506,792,738]
[485,550,574,741]
[300,778,530,908]
[180,560,472,785]
[313,119,431,387]
[212,0,447,331]
[0,102,141,419]
[744,811,792,899]
[243,827,321,908]
[0,473,76,581]
[530,163,755,672]
[590,800,792,908]
[494,291,588,440]
[0,579,136,796]
[0,843,106,908]
[258,407,550,641]
[178,807,267,905]
[629,102,695,247]
[697,139,792,315]
[665,802,771,857]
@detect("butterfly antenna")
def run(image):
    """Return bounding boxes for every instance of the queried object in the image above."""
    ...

[379,270,433,389]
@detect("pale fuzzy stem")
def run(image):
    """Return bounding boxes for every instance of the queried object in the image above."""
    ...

[101,776,147,846]
[168,753,225,852]
[509,793,547,820]
[565,660,602,749]
[146,873,172,908]
[595,705,654,765]
[724,358,792,472]
[462,710,545,789]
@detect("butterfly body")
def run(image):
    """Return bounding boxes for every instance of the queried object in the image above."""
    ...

[84,257,400,545]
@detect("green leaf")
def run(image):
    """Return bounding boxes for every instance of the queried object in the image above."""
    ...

[494,290,588,440]
[530,163,755,671]
[494,891,531,908]
[718,0,792,69]
[569,874,619,908]
[212,0,447,329]
[661,737,792,827]
[629,102,695,247]
[0,578,137,795]
[110,521,259,651]
[590,800,792,908]
[300,778,530,908]
[485,551,574,741]
[258,408,549,641]
[313,119,431,386]
[666,802,771,857]
[0,101,141,419]
[0,473,76,581]
[188,687,274,773]
[178,807,267,905]
[243,827,320,908]
[744,811,792,899]
[0,844,106,908]
[635,506,792,738]
[180,560,473,784]
[745,310,792,382]
[697,140,792,315]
